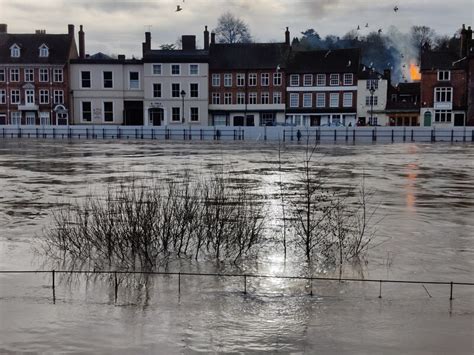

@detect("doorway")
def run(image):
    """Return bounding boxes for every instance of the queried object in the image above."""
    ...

[454,113,465,126]
[124,101,144,126]
[149,108,164,126]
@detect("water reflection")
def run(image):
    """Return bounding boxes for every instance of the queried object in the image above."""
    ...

[404,162,419,212]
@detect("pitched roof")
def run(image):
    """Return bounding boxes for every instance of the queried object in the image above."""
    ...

[0,33,75,64]
[209,42,290,70]
[287,48,360,73]
[420,50,466,71]
[397,82,421,95]
[143,49,208,63]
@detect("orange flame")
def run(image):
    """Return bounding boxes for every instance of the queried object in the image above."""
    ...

[409,63,421,81]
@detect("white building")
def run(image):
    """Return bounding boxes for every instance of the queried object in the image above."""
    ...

[356,68,390,126]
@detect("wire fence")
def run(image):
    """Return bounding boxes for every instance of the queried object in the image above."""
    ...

[1,270,473,304]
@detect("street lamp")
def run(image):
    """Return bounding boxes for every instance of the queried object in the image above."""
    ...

[180,89,186,123]
[369,84,375,126]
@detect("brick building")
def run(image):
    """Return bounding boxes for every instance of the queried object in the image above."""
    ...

[420,25,472,127]
[208,29,290,126]
[385,82,421,126]
[0,24,77,125]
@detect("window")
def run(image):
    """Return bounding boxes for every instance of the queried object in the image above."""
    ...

[316,74,326,86]
[0,90,6,104]
[260,113,276,126]
[171,64,180,75]
[435,110,452,122]
[39,45,49,57]
[224,92,232,104]
[39,68,49,82]
[237,73,245,87]
[434,87,453,103]
[24,69,34,82]
[129,72,139,89]
[343,73,353,85]
[189,64,199,75]
[261,92,270,104]
[0,69,4,82]
[10,68,19,82]
[273,92,282,104]
[103,71,113,88]
[330,74,339,86]
[303,74,313,86]
[190,83,199,98]
[330,93,339,107]
[248,92,257,104]
[365,96,378,106]
[290,93,299,107]
[369,116,378,126]
[273,72,282,86]
[237,92,245,104]
[211,93,220,104]
[224,73,232,87]
[190,107,199,121]
[153,83,161,98]
[171,83,180,98]
[366,80,378,90]
[10,44,20,58]
[261,73,270,86]
[81,101,92,122]
[212,74,220,87]
[81,71,91,88]
[316,93,326,108]
[53,69,63,82]
[437,70,450,81]
[39,90,49,104]
[53,90,64,104]
[172,107,181,121]
[153,64,162,75]
[26,112,35,125]
[290,74,299,86]
[303,93,312,107]
[10,90,20,104]
[249,73,257,86]
[40,112,50,125]
[10,112,21,125]
[103,102,114,122]
[343,92,353,107]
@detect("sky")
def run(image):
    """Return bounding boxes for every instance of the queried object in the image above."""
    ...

[1,0,472,57]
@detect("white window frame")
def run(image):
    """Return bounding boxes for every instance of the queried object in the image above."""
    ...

[10,68,20,82]
[53,68,63,83]
[248,73,257,86]
[212,74,220,87]
[290,93,299,108]
[103,71,113,89]
[10,112,21,125]
[261,92,270,104]
[329,93,339,107]
[129,71,140,89]
[248,92,257,104]
[343,73,353,86]
[316,74,326,86]
[39,112,51,125]
[152,83,162,98]
[152,64,162,75]
[224,73,232,87]
[25,112,35,125]
[330,74,340,86]
[80,101,92,122]
[316,93,326,108]
[189,64,199,76]
[39,44,49,58]
[10,89,20,104]
[224,92,232,105]
[343,92,353,107]
[303,93,312,107]
[10,44,20,58]
[434,87,453,103]
[103,101,114,122]
[171,64,181,75]
[81,71,91,88]
[171,83,181,98]
[24,68,34,82]
[261,73,270,86]
[303,74,313,87]
[290,74,300,87]
[237,92,245,104]
[39,89,49,104]
[434,110,452,122]
[273,92,282,104]
[190,107,199,122]
[365,96,378,106]
[53,90,64,104]
[171,107,181,122]
[39,68,49,83]
[190,83,199,98]
[437,70,450,81]
[237,73,245,87]
[0,69,5,82]
[273,72,282,86]
[25,89,35,104]
[0,89,6,104]
[211,92,220,104]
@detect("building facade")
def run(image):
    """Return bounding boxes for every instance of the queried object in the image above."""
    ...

[385,82,421,126]
[356,68,390,126]
[0,24,77,125]
[285,48,360,127]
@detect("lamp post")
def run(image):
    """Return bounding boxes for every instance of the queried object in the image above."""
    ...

[369,84,375,126]
[180,89,186,124]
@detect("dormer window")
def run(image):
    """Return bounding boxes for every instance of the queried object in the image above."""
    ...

[39,44,49,58]
[10,44,20,58]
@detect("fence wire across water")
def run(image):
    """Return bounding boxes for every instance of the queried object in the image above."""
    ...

[1,270,473,305]
[1,125,474,144]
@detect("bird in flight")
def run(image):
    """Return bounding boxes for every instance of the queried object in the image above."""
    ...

[378,28,383,34]
[394,6,399,12]
[365,23,369,28]
[357,25,360,30]
[176,5,183,12]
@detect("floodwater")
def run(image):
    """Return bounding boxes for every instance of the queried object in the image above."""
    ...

[0,139,473,354]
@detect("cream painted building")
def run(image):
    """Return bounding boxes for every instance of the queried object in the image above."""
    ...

[357,69,390,126]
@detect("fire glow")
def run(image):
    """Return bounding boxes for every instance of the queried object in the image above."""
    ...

[409,63,421,81]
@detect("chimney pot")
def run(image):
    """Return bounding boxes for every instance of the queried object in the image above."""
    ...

[285,27,290,45]
[78,25,85,59]
[182,35,196,51]
[68,24,74,37]
[204,25,210,50]
[0,24,7,33]
[211,32,216,44]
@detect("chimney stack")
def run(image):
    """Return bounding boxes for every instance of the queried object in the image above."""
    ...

[285,27,290,45]
[68,24,74,37]
[0,24,7,34]
[466,26,473,58]
[118,54,125,60]
[204,26,209,50]
[383,69,391,88]
[211,32,216,45]
[182,35,196,51]
[142,31,151,55]
[78,25,85,59]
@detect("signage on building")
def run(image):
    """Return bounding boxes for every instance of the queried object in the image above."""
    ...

[150,102,163,108]
[93,108,102,120]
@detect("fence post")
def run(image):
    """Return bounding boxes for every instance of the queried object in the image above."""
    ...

[242,129,245,141]
[403,127,406,142]
[264,126,267,141]
[283,130,286,142]
[178,272,181,295]
[334,129,337,142]
[450,281,453,300]
[310,278,313,296]
[243,275,247,294]
[18,127,22,138]
[114,271,118,303]
[353,129,355,143]
[451,129,454,142]
[463,127,466,142]
[233,129,236,141]
[411,129,414,142]
[471,130,474,142]
[372,129,376,142]
[200,129,203,140]
[345,127,348,142]
[391,129,394,143]
[183,129,186,140]
[52,270,56,304]
[378,280,382,298]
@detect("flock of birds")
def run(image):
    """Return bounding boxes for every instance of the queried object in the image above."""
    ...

[356,6,399,35]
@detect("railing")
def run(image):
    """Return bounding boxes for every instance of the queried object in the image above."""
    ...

[1,270,472,305]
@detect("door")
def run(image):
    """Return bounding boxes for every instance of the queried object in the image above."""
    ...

[124,101,144,126]
[423,111,432,127]
[149,108,163,126]
[454,113,465,126]
[246,115,254,126]
[233,116,244,126]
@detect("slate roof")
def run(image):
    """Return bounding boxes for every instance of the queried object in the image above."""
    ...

[0,33,75,64]
[70,52,142,65]
[420,50,466,71]
[143,49,208,63]
[397,82,421,95]
[287,48,360,73]
[209,43,290,70]
[358,66,383,80]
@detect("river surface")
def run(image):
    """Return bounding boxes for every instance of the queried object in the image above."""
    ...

[0,140,473,354]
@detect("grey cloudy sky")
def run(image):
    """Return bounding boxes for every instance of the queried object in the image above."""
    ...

[1,0,472,56]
